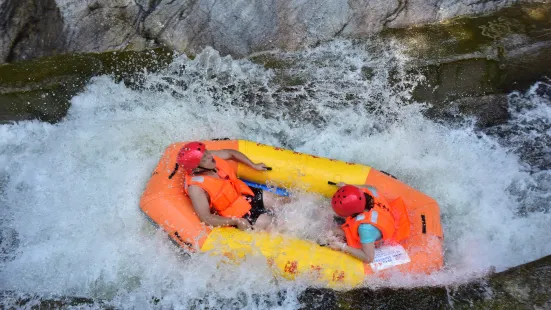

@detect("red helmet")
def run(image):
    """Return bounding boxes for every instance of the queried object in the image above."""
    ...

[177,142,206,173]
[331,185,366,217]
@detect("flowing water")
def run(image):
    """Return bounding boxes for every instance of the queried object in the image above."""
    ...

[1,40,550,308]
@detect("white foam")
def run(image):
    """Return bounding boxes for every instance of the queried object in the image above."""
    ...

[1,41,550,307]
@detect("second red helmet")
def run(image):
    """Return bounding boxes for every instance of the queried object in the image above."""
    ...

[331,185,366,217]
[177,141,206,173]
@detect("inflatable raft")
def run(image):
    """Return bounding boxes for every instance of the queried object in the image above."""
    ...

[140,140,444,288]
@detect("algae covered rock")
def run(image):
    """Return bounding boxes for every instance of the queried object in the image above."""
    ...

[0,48,174,123]
[0,54,101,123]
[0,0,540,63]
[2,254,550,309]
[383,2,551,127]
[298,254,551,309]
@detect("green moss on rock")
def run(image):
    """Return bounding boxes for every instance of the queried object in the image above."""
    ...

[0,54,101,123]
[0,47,175,123]
[91,47,175,84]
[411,58,502,103]
[382,3,551,61]
[383,2,551,127]
[249,53,296,69]
[0,54,101,91]
[3,255,551,309]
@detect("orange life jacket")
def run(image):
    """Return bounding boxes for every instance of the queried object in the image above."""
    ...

[341,188,411,249]
[184,156,254,218]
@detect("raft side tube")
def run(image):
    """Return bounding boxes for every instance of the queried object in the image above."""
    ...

[139,139,445,286]
[201,227,366,288]
[236,140,371,197]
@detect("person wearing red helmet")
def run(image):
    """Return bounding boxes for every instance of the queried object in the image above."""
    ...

[327,183,397,263]
[177,142,281,231]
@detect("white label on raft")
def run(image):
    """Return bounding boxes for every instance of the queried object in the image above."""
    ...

[369,245,411,272]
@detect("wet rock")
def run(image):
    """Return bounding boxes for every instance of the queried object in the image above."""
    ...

[454,94,509,128]
[411,58,502,103]
[299,254,551,309]
[0,0,540,63]
[423,93,510,128]
[0,48,174,123]
[385,2,551,127]
[502,39,551,92]
[0,0,153,63]
[3,254,550,309]
[0,291,110,309]
[449,255,551,309]
[423,94,512,130]
[91,47,176,87]
[0,54,101,123]
[58,0,152,55]
[0,0,65,62]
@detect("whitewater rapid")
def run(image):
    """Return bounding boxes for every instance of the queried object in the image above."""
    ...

[1,40,550,308]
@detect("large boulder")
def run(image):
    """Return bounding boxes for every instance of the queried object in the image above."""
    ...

[0,0,152,63]
[0,0,65,62]
[2,254,551,309]
[0,48,174,123]
[0,0,542,63]
[0,54,101,123]
[383,2,551,127]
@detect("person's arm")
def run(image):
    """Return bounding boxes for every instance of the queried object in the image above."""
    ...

[345,242,375,263]
[329,241,375,263]
[328,223,380,263]
[211,149,267,171]
[188,185,251,230]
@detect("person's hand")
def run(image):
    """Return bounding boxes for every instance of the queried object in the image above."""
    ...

[234,218,252,231]
[336,182,346,187]
[252,163,268,171]
[328,241,347,251]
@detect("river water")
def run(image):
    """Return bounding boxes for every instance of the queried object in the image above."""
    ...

[1,40,550,308]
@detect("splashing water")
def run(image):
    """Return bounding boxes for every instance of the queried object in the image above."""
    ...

[1,40,550,308]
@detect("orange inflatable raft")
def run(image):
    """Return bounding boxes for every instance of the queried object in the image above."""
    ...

[140,140,444,288]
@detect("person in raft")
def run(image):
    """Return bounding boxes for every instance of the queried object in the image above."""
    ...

[177,141,280,231]
[327,183,409,263]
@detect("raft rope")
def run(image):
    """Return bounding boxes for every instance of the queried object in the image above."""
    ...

[168,163,179,179]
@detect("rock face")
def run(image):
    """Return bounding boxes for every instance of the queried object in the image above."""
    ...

[0,48,174,123]
[303,254,551,309]
[2,2,550,126]
[0,54,101,123]
[0,0,151,63]
[0,0,538,63]
[383,2,551,127]
[3,254,551,309]
[0,0,65,62]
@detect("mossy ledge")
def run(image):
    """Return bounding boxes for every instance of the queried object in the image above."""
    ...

[382,2,551,127]
[0,47,175,124]
[2,254,550,309]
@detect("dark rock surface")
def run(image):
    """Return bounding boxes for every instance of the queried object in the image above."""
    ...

[0,48,174,124]
[2,254,550,309]
[0,0,542,63]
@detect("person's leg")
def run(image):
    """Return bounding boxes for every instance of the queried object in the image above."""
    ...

[244,187,274,230]
[253,213,273,230]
